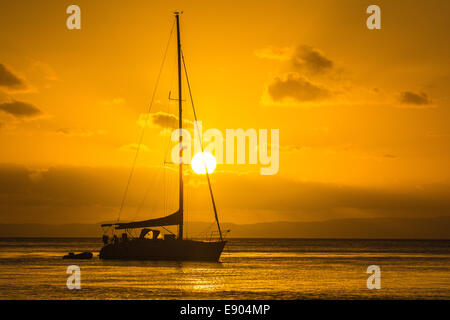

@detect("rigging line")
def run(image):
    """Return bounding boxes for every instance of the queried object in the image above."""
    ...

[116,19,175,223]
[181,49,224,241]
[185,172,190,238]
[161,226,175,235]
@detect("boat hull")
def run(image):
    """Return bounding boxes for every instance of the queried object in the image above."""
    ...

[99,239,226,261]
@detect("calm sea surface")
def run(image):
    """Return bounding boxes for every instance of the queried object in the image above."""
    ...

[0,238,448,299]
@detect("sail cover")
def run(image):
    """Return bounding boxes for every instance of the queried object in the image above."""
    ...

[101,211,181,230]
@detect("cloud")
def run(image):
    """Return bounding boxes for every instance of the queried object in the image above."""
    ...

[29,59,59,82]
[0,165,449,224]
[254,46,292,61]
[138,111,193,129]
[258,45,434,109]
[399,91,431,106]
[255,45,333,75]
[158,128,173,136]
[0,100,41,118]
[267,73,330,103]
[258,45,338,106]
[0,64,27,90]
[56,128,106,137]
[291,45,333,74]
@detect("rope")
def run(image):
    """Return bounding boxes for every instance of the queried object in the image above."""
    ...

[181,49,224,241]
[116,20,175,223]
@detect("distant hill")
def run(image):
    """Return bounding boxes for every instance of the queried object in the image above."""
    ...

[0,216,449,238]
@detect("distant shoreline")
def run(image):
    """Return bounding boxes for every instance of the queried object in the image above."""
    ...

[1,216,449,239]
[0,237,449,240]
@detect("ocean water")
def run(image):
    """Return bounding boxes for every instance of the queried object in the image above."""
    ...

[0,238,448,299]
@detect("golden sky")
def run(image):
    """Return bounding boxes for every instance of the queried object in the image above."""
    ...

[0,0,449,225]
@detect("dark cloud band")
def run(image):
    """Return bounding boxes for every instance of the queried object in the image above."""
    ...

[400,91,431,105]
[0,63,26,89]
[0,100,41,118]
[268,73,330,102]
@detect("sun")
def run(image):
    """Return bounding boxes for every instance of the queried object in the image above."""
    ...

[191,152,217,174]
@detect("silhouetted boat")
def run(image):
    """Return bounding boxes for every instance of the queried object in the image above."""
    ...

[99,12,226,262]
[63,252,93,259]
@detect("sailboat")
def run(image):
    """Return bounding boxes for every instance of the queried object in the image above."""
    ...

[99,12,227,261]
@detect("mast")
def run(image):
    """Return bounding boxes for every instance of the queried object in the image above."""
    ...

[175,12,184,240]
